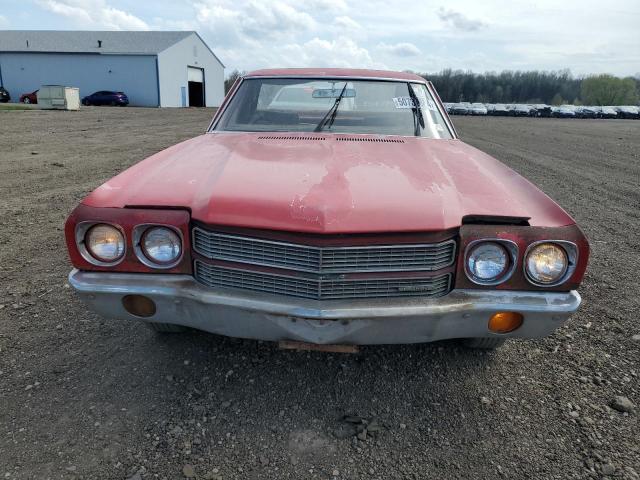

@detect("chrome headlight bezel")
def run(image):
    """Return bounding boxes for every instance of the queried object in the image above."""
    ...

[133,224,183,269]
[464,239,518,286]
[75,222,126,266]
[524,240,577,287]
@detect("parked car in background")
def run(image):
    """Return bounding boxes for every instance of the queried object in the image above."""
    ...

[552,106,576,118]
[488,104,510,116]
[615,106,640,119]
[0,87,10,103]
[267,83,355,112]
[450,103,469,115]
[575,106,598,119]
[533,104,552,117]
[65,68,589,351]
[19,90,39,104]
[512,104,533,117]
[447,102,635,120]
[469,102,488,115]
[597,107,618,119]
[81,91,129,106]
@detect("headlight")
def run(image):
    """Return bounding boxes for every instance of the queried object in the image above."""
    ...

[525,243,568,285]
[85,224,125,263]
[466,242,510,284]
[140,227,182,266]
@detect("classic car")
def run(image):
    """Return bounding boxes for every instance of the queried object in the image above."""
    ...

[65,68,589,350]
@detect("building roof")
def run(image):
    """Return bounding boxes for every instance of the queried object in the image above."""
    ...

[0,30,195,55]
[245,68,426,82]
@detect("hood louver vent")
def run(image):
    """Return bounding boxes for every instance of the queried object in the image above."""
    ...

[256,135,405,143]
[336,137,405,143]
[257,136,325,141]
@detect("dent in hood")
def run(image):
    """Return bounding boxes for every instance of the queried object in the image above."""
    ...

[83,133,575,233]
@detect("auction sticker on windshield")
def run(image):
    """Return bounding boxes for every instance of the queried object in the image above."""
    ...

[393,97,417,109]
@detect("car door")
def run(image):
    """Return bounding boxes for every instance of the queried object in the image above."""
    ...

[103,91,115,105]
[96,91,107,105]
[93,91,106,105]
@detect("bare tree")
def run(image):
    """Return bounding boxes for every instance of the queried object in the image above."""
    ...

[224,70,245,94]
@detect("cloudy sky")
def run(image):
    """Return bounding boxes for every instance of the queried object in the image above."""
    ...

[2,0,639,76]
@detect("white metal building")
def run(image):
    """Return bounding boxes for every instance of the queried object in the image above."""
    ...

[0,30,224,107]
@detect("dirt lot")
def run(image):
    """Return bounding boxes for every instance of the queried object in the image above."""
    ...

[0,108,638,480]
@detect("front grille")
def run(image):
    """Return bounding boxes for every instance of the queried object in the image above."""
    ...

[193,228,456,273]
[195,261,452,300]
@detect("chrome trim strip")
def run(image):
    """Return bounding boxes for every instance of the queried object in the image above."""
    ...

[426,80,458,138]
[464,239,519,286]
[192,227,457,273]
[206,131,456,140]
[68,268,582,322]
[524,240,578,287]
[243,75,428,83]
[207,77,244,132]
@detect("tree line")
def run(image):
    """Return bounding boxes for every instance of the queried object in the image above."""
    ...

[224,69,639,106]
[419,69,639,106]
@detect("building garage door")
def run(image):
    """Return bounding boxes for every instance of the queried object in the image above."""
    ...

[188,66,204,107]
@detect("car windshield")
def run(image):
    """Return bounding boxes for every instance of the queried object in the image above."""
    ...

[213,78,452,138]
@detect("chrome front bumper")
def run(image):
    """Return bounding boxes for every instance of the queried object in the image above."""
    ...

[68,269,581,345]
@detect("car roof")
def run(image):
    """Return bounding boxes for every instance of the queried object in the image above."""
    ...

[244,68,426,82]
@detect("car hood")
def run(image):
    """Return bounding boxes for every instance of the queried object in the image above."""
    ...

[83,132,574,233]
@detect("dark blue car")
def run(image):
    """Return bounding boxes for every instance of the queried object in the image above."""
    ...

[82,90,129,106]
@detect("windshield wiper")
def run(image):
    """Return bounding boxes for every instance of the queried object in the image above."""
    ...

[407,83,425,136]
[314,83,348,132]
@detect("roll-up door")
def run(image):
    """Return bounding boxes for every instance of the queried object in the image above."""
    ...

[188,67,204,107]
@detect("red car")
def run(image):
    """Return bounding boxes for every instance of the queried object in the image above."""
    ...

[65,68,589,350]
[19,90,38,104]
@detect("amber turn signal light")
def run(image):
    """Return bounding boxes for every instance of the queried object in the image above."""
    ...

[122,294,156,318]
[488,312,523,333]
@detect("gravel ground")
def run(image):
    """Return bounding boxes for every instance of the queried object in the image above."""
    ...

[0,108,638,480]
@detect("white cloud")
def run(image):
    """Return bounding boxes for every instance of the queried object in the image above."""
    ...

[0,15,8,27]
[28,0,640,76]
[306,0,349,13]
[334,15,361,31]
[194,0,315,43]
[184,1,377,70]
[37,0,149,30]
[268,36,384,69]
[303,37,381,68]
[378,42,421,57]
[437,7,486,32]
